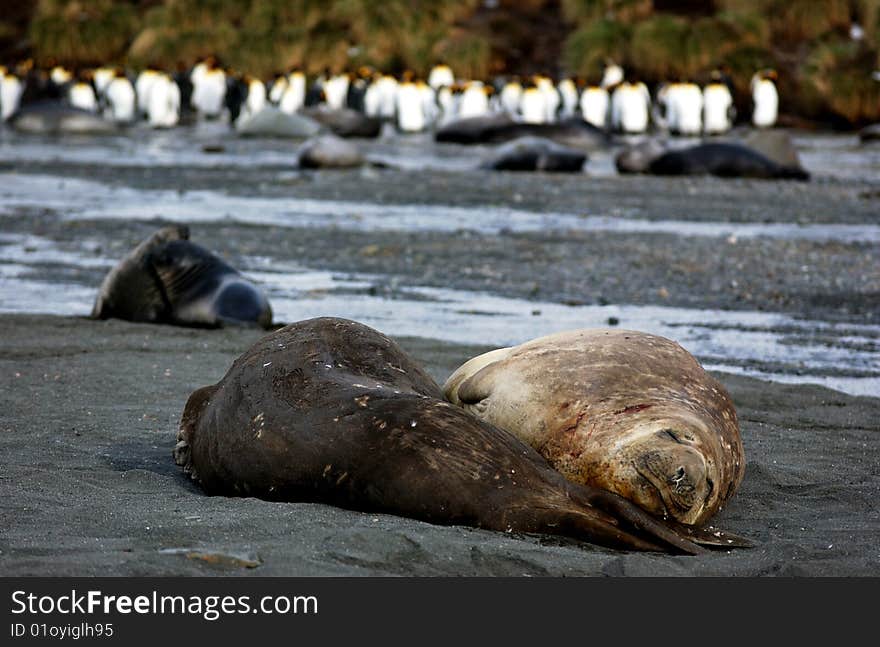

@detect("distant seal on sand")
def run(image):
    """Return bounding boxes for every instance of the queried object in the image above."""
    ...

[649,142,809,180]
[444,329,746,527]
[480,136,586,172]
[616,140,809,180]
[858,123,880,143]
[9,100,118,135]
[741,130,804,169]
[614,139,669,174]
[300,105,382,138]
[234,106,322,138]
[436,114,608,150]
[91,225,272,329]
[298,134,364,168]
[174,317,747,553]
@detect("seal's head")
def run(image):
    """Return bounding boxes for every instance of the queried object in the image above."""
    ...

[603,416,720,526]
[213,280,273,329]
[615,139,667,174]
[443,328,745,529]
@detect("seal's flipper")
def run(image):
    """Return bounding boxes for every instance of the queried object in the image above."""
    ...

[443,347,512,405]
[571,486,707,555]
[174,383,219,482]
[676,524,754,549]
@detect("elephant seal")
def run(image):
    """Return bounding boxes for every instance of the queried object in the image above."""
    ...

[479,136,586,172]
[234,106,322,138]
[435,114,516,144]
[298,134,364,169]
[615,140,809,180]
[647,142,809,180]
[444,329,746,527]
[741,130,803,169]
[614,139,669,174]
[9,100,118,135]
[91,225,272,329]
[301,105,382,138]
[859,123,880,143]
[174,318,747,553]
[436,114,608,150]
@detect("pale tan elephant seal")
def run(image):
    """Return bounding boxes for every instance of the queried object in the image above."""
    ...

[444,328,745,527]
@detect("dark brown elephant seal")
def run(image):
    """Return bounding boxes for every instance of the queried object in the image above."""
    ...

[174,317,747,553]
[444,329,746,527]
[91,225,272,329]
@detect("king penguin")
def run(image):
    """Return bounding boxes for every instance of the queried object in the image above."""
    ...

[428,62,455,90]
[92,66,115,99]
[323,72,350,110]
[458,80,491,119]
[580,82,609,130]
[668,79,703,136]
[104,68,136,123]
[67,70,99,113]
[535,75,560,123]
[558,77,579,119]
[135,66,161,116]
[499,76,522,115]
[395,70,426,133]
[190,57,227,119]
[243,75,267,118]
[279,69,306,114]
[346,67,372,113]
[147,72,180,128]
[751,68,778,128]
[1,65,25,121]
[703,70,735,135]
[519,79,546,124]
[610,79,651,134]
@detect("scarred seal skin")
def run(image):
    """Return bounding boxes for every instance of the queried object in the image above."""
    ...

[444,329,746,528]
[173,317,749,553]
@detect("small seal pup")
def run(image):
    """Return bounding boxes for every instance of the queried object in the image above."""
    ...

[174,317,748,553]
[444,329,746,528]
[91,225,272,329]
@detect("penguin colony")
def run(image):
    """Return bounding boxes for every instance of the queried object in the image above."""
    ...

[0,58,781,135]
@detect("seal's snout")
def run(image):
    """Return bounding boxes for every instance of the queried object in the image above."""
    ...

[635,431,712,525]
[215,282,273,329]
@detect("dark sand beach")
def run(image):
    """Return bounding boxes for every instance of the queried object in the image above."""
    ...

[1,314,877,576]
[1,127,879,577]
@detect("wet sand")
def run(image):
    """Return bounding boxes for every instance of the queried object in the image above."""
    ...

[1,314,878,576]
[2,162,878,326]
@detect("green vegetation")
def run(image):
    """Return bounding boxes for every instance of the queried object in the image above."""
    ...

[8,0,880,125]
[29,0,137,66]
[127,0,481,77]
